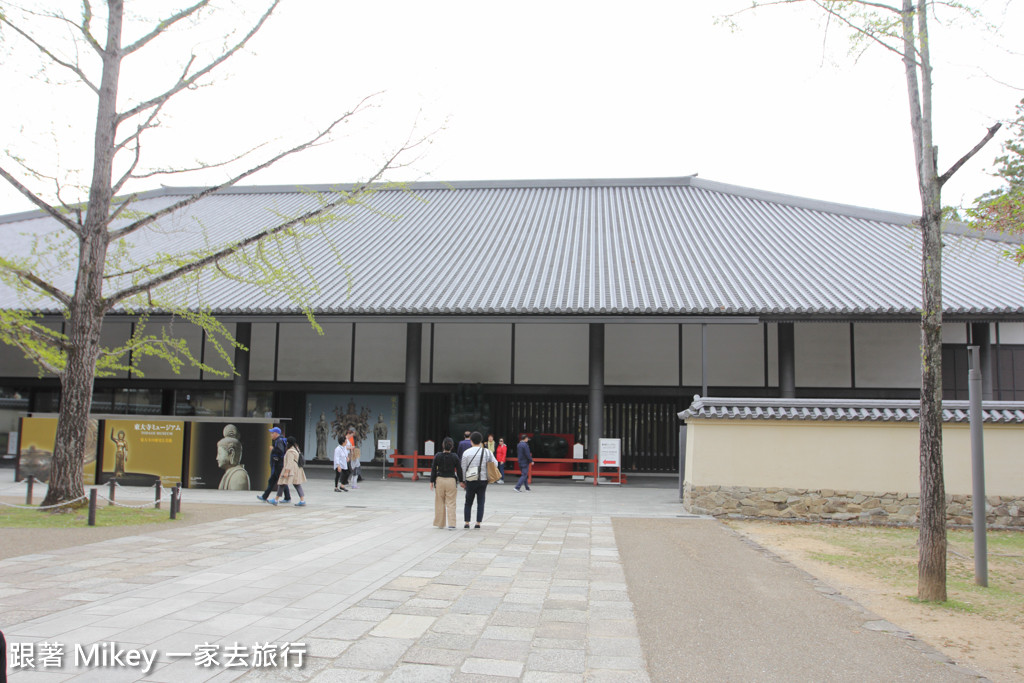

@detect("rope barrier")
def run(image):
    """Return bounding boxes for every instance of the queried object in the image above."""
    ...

[0,495,89,510]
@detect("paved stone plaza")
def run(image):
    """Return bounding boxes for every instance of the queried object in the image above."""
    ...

[0,472,986,681]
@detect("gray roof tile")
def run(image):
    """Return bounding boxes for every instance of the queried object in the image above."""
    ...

[2,177,1023,318]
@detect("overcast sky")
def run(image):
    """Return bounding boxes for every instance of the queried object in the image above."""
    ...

[1,0,1022,217]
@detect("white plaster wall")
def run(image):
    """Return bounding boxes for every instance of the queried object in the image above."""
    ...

[795,323,850,388]
[353,323,406,383]
[854,323,919,388]
[681,325,702,386]
[431,323,512,384]
[134,318,202,380]
[605,324,678,386]
[200,322,236,379]
[999,322,1024,344]
[249,323,279,382]
[0,320,63,378]
[943,323,968,344]
[685,419,1023,497]
[681,324,764,388]
[100,320,132,380]
[515,324,588,385]
[277,322,352,382]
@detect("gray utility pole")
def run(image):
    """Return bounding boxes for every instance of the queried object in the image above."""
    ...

[968,346,988,587]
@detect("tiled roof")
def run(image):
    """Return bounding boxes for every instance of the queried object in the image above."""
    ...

[2,177,1024,318]
[678,395,1024,423]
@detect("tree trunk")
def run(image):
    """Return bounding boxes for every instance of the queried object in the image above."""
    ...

[40,2,123,508]
[918,205,947,602]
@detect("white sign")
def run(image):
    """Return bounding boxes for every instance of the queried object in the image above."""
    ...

[599,438,621,467]
[424,440,435,456]
[377,439,391,452]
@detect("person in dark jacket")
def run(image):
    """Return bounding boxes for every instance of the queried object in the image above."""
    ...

[514,433,533,492]
[457,430,472,456]
[258,427,291,502]
[430,437,464,529]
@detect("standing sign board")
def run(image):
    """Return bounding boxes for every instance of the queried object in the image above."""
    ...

[598,438,622,485]
[378,439,391,479]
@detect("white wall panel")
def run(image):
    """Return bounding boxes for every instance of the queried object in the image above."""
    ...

[200,322,235,379]
[432,323,512,384]
[515,324,588,385]
[942,323,968,344]
[249,323,278,381]
[682,325,702,386]
[707,324,764,387]
[277,322,352,382]
[605,324,678,386]
[998,322,1024,344]
[854,323,919,388]
[0,320,63,378]
[354,323,406,383]
[795,323,851,388]
[100,320,132,379]
[135,318,201,380]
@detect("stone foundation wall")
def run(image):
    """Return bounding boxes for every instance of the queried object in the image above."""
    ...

[684,483,1024,527]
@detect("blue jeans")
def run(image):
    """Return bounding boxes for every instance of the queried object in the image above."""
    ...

[516,464,531,490]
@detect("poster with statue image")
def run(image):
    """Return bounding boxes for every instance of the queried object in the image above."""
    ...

[16,416,98,485]
[101,419,185,487]
[187,421,273,490]
[305,394,398,464]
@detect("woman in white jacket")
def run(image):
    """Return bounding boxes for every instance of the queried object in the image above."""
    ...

[333,436,349,492]
[460,431,497,529]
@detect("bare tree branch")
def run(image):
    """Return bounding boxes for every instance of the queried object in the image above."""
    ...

[120,1,211,56]
[0,164,83,235]
[938,123,1003,186]
[129,143,270,181]
[0,13,99,93]
[106,141,417,308]
[0,263,73,308]
[108,94,380,242]
[116,1,280,125]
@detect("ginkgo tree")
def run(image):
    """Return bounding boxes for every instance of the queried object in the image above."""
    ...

[0,0,426,509]
[728,0,1003,602]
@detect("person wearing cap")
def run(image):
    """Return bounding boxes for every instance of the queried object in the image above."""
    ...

[258,426,291,503]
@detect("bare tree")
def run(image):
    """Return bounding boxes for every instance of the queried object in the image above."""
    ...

[728,0,1002,601]
[0,1,426,509]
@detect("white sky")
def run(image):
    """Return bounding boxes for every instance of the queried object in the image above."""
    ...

[0,0,1022,217]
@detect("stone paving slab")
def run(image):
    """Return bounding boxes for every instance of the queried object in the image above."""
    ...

[1,475,988,681]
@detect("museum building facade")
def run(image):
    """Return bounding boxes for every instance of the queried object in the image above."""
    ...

[2,176,1023,473]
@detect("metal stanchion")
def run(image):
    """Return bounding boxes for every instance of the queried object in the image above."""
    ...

[107,479,116,506]
[170,486,177,520]
[88,489,97,526]
[26,475,34,505]
[154,481,162,510]
[174,483,182,514]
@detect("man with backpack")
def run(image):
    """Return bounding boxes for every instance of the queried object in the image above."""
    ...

[258,426,291,503]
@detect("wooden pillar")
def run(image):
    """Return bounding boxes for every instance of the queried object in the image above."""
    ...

[588,323,604,459]
[402,323,422,455]
[231,322,252,417]
[778,322,796,399]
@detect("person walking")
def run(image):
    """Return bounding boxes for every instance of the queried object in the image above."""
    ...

[430,437,464,529]
[333,436,349,492]
[271,436,307,506]
[494,437,507,484]
[349,433,362,488]
[460,431,497,528]
[514,433,533,492]
[259,427,291,503]
[457,430,472,457]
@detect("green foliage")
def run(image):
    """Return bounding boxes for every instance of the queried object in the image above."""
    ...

[969,98,1024,263]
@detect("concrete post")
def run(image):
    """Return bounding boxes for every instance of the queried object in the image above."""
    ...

[231,323,252,417]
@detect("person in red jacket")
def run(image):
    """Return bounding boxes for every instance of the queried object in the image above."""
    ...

[494,437,508,484]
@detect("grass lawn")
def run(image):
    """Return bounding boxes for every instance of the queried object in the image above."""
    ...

[0,504,179,528]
